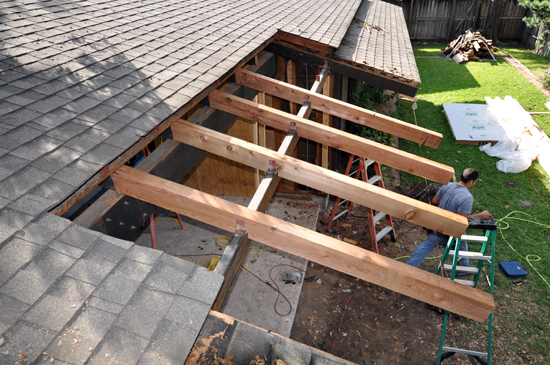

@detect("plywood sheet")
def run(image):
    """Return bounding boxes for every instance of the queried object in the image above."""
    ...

[443,103,507,145]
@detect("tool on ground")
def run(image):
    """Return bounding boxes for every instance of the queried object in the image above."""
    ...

[282,272,303,284]
[513,279,528,286]
[435,218,496,364]
[326,155,395,253]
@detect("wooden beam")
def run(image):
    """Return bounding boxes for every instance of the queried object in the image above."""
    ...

[112,166,494,322]
[209,90,454,184]
[235,69,442,149]
[172,120,467,238]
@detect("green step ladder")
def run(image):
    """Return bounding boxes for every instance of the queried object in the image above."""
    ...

[435,228,496,365]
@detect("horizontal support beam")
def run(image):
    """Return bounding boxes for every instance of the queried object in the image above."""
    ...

[267,42,419,97]
[235,69,442,149]
[172,120,467,238]
[209,90,454,184]
[111,165,494,322]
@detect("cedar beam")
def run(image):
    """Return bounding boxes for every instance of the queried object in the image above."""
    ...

[209,90,454,184]
[172,120,467,238]
[111,165,494,322]
[235,69,442,149]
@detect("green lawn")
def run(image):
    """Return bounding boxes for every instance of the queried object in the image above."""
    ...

[396,44,550,363]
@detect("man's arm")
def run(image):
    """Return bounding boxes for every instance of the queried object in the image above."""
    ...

[431,195,440,205]
[457,210,493,218]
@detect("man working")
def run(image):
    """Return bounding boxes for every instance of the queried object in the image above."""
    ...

[406,168,493,268]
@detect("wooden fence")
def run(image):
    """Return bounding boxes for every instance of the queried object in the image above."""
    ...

[402,0,538,47]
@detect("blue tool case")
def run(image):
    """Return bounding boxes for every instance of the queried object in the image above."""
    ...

[499,261,527,278]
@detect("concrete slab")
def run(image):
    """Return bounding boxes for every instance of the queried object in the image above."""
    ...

[134,196,321,338]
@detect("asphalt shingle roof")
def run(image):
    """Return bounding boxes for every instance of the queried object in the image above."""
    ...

[0,0,415,362]
[335,0,421,84]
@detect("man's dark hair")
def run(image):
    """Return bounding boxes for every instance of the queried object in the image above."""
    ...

[461,168,479,183]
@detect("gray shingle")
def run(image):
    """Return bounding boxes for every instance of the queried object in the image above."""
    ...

[48,240,86,258]
[46,121,89,141]
[15,213,71,246]
[143,258,192,294]
[130,113,161,132]
[53,159,102,186]
[82,239,128,264]
[0,207,34,243]
[124,244,163,266]
[0,248,75,305]
[28,177,75,202]
[177,266,224,305]
[23,276,95,331]
[56,225,101,251]
[0,165,51,200]
[137,319,198,365]
[8,194,56,216]
[64,127,110,153]
[0,321,56,364]
[46,306,117,365]
[26,94,70,114]
[0,237,43,286]
[103,126,143,148]
[109,107,142,123]
[0,124,43,150]
[94,118,124,134]
[5,89,47,107]
[65,257,116,285]
[87,296,125,315]
[31,145,83,173]
[0,293,30,328]
[80,142,123,165]
[62,96,103,114]
[111,258,152,282]
[87,326,148,365]
[98,234,133,250]
[164,294,210,331]
[33,107,79,129]
[10,134,63,160]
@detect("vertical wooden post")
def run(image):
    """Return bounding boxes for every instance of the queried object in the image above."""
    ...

[321,74,332,169]
[408,0,415,32]
[473,0,482,29]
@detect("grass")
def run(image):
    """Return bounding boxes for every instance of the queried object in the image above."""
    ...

[393,44,550,363]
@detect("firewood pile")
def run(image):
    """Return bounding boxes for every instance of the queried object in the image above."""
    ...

[440,30,499,64]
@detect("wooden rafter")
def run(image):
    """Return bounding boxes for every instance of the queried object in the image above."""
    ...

[235,69,442,149]
[209,90,454,184]
[112,165,494,322]
[172,120,467,238]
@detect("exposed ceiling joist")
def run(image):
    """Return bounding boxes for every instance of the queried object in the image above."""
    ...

[172,120,467,238]
[208,90,454,184]
[235,69,442,149]
[111,165,494,322]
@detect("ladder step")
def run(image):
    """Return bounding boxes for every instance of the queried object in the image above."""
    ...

[449,251,492,260]
[376,226,393,242]
[368,175,382,185]
[443,264,479,274]
[337,199,348,206]
[460,234,488,243]
[442,347,488,358]
[452,278,475,286]
[373,211,387,224]
[365,159,374,167]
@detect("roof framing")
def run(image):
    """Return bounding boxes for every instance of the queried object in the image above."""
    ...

[111,165,494,322]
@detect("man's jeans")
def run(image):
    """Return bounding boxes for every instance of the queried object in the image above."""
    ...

[406,234,469,268]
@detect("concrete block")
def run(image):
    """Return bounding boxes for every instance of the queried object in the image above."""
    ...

[176,266,224,305]
[65,258,116,285]
[0,237,43,286]
[114,286,174,339]
[45,306,117,365]
[124,244,162,266]
[23,276,95,331]
[137,319,198,365]
[87,326,148,365]
[0,321,56,364]
[164,295,210,331]
[56,225,101,250]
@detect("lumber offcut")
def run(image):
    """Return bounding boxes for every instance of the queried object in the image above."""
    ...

[173,120,467,238]
[235,69,442,149]
[112,165,495,322]
[209,90,454,184]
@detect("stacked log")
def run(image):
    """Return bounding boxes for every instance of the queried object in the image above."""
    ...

[440,30,499,63]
